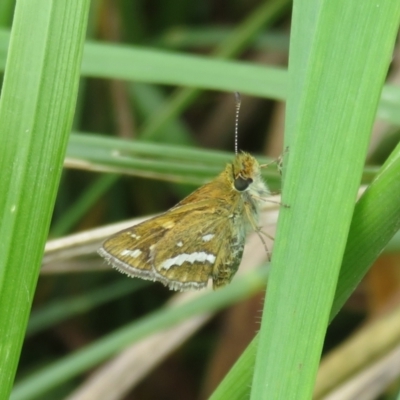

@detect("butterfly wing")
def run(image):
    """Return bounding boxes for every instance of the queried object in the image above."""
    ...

[99,196,247,291]
[98,213,175,284]
[153,200,246,290]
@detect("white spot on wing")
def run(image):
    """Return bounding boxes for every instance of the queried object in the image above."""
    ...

[176,241,183,247]
[202,234,214,242]
[130,233,141,240]
[161,252,216,270]
[121,249,142,258]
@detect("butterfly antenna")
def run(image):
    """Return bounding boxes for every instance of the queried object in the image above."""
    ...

[234,92,241,155]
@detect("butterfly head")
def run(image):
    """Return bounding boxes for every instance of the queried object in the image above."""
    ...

[231,152,269,199]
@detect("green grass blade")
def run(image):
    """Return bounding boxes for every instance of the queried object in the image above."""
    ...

[0,1,90,398]
[251,2,400,399]
[155,27,290,52]
[0,0,14,27]
[331,142,400,317]
[66,132,283,186]
[81,43,287,98]
[65,132,378,190]
[213,0,290,58]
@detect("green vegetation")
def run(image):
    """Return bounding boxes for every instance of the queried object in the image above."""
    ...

[0,1,399,399]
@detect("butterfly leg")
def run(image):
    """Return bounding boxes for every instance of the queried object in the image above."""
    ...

[259,146,289,174]
[244,204,272,259]
[253,195,290,209]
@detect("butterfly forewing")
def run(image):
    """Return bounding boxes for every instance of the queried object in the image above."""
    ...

[99,216,167,281]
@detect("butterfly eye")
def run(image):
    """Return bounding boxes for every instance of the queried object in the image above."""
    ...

[234,176,253,191]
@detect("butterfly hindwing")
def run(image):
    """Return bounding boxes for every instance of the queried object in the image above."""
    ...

[100,196,247,290]
[153,205,227,290]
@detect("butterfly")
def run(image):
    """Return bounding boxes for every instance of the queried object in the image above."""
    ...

[98,93,275,291]
[98,152,271,291]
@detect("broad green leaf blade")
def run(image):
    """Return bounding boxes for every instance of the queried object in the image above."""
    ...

[251,1,400,399]
[331,142,400,317]
[0,1,90,398]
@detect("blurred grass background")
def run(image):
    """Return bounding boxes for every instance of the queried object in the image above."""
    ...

[0,0,399,399]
